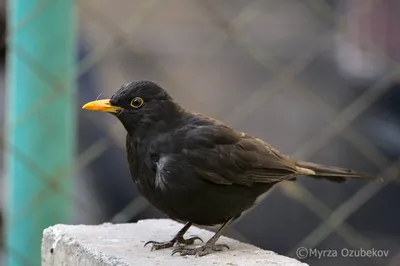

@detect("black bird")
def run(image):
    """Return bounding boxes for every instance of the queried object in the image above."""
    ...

[82,80,382,257]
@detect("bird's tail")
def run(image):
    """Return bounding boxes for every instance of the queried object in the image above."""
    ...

[295,160,383,183]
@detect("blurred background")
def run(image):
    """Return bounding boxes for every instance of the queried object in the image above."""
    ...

[1,0,400,265]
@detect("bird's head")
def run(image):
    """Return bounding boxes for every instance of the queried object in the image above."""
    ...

[82,80,182,133]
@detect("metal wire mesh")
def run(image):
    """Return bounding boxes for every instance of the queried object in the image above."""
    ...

[1,0,400,265]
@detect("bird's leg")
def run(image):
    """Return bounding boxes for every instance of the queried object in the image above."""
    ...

[172,218,234,257]
[144,222,203,251]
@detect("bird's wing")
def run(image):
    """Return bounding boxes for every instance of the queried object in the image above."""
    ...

[175,122,298,187]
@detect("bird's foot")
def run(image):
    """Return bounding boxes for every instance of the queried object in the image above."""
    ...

[176,236,203,246]
[144,236,203,251]
[172,243,229,257]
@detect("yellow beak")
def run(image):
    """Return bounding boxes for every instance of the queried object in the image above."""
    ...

[82,99,123,113]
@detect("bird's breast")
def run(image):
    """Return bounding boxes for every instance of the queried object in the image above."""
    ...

[126,136,159,198]
[124,135,271,226]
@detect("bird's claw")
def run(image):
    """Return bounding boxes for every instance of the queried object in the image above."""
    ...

[144,236,203,251]
[177,236,203,246]
[171,243,229,257]
[144,240,175,251]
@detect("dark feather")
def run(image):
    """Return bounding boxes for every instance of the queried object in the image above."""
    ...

[86,80,382,227]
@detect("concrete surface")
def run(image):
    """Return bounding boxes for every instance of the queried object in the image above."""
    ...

[42,219,307,266]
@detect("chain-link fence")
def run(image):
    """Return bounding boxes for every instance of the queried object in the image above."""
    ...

[1,0,400,265]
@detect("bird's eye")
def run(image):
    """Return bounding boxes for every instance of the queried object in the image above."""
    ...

[130,97,144,108]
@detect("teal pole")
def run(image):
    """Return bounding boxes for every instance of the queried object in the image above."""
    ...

[5,1,77,265]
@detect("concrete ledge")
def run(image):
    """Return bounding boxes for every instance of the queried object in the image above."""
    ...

[42,219,307,266]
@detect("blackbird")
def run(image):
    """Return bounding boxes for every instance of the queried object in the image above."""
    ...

[82,80,382,257]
